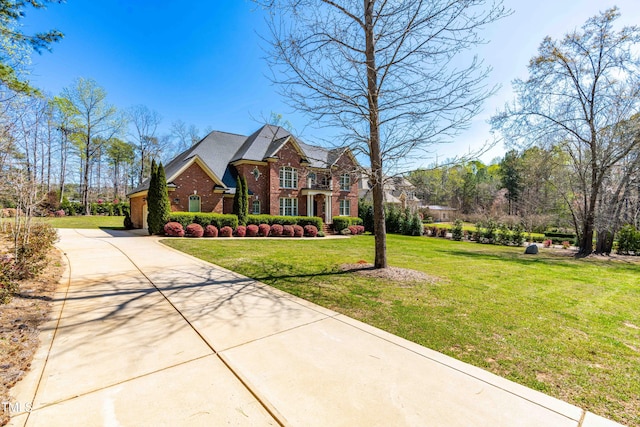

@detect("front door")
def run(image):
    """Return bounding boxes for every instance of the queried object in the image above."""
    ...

[189,195,201,212]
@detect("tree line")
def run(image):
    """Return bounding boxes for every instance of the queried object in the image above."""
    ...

[1,77,207,215]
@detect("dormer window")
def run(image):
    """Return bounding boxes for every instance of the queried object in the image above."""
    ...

[279,166,298,189]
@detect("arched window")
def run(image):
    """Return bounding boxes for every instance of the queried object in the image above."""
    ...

[279,166,298,189]
[188,195,201,212]
[252,200,261,214]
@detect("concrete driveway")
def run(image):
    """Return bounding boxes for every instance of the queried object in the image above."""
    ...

[7,229,622,426]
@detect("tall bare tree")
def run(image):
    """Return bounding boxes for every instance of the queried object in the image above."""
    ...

[60,78,124,215]
[105,137,135,200]
[258,0,508,268]
[492,8,640,255]
[168,119,200,156]
[128,104,162,185]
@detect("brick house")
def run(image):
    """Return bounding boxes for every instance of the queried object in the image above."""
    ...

[127,125,360,229]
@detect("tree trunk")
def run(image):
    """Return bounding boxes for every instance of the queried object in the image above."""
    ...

[578,214,594,256]
[83,132,91,216]
[364,0,387,269]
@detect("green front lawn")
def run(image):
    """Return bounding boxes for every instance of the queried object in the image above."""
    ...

[39,215,126,229]
[163,235,639,426]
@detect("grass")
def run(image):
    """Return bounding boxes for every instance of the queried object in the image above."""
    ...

[163,234,640,426]
[37,215,126,229]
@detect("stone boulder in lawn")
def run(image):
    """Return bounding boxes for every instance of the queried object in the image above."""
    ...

[524,244,539,255]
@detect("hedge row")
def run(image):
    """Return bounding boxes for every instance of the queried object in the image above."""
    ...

[246,214,323,230]
[332,216,362,231]
[168,212,239,229]
[164,222,321,238]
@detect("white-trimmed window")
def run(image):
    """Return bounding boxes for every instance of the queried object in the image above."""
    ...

[339,199,350,216]
[279,166,298,189]
[252,200,260,214]
[279,198,298,216]
[340,173,351,191]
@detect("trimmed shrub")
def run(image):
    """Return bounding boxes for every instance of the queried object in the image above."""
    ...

[348,225,358,235]
[219,226,233,237]
[317,231,325,237]
[293,225,304,237]
[186,223,204,238]
[543,239,553,248]
[332,216,363,232]
[258,223,270,237]
[204,225,218,237]
[164,222,185,237]
[270,224,283,237]
[295,216,323,230]
[304,225,318,237]
[168,213,197,228]
[282,225,294,237]
[246,224,259,237]
[194,213,238,230]
[246,214,323,230]
[235,225,247,237]
[168,212,238,229]
[451,219,463,241]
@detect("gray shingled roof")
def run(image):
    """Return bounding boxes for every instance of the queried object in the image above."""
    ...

[128,124,356,196]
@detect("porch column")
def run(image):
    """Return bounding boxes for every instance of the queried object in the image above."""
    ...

[325,194,332,224]
[307,193,313,217]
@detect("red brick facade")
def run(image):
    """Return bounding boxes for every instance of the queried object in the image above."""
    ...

[129,139,359,229]
[170,162,224,213]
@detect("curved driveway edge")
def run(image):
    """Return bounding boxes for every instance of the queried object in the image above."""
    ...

[8,229,623,426]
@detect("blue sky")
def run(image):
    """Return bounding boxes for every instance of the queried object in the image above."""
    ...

[22,0,640,167]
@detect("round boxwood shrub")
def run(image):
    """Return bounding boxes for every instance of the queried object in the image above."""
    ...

[304,225,318,237]
[270,224,283,237]
[186,223,204,237]
[220,226,233,237]
[235,225,247,237]
[164,222,185,237]
[282,225,294,237]
[258,223,270,237]
[246,224,259,237]
[293,225,304,237]
[204,225,218,237]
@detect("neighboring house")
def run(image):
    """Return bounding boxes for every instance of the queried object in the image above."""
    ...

[127,125,360,229]
[359,172,421,212]
[426,205,457,222]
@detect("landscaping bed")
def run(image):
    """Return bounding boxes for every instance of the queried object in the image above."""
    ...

[0,248,63,426]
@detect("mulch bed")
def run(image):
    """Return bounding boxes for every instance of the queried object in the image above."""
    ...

[340,262,440,285]
[0,249,63,426]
